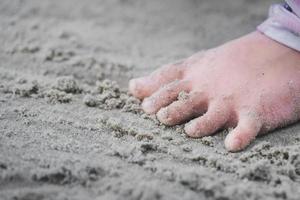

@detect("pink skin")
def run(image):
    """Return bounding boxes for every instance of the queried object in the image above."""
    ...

[129,31,300,152]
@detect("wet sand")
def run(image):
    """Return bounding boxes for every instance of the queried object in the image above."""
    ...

[1,0,300,199]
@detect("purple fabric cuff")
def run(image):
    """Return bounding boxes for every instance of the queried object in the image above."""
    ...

[257,1,300,51]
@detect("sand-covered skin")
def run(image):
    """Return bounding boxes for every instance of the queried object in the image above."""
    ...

[1,0,300,199]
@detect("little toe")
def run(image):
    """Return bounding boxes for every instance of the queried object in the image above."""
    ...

[129,62,185,99]
[129,77,149,99]
[156,91,207,126]
[184,102,229,138]
[142,80,190,114]
[224,114,262,152]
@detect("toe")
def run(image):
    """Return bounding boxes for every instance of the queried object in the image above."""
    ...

[224,113,262,152]
[184,102,229,137]
[156,91,207,125]
[129,62,185,99]
[142,80,190,114]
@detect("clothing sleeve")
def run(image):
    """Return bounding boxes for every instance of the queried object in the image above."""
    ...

[257,0,300,51]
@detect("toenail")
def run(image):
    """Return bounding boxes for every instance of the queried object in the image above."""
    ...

[157,109,167,120]
[184,123,196,137]
[157,108,172,124]
[142,99,154,114]
[227,137,242,152]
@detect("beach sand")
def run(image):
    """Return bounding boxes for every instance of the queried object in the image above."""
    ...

[1,0,300,199]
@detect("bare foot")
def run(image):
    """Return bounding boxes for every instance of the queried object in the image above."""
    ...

[129,31,300,152]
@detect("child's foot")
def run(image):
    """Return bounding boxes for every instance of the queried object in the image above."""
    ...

[129,31,300,152]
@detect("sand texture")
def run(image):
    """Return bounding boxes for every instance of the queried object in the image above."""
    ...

[1,0,300,200]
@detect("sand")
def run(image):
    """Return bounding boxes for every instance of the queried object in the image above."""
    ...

[1,0,300,199]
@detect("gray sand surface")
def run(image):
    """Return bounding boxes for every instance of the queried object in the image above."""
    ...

[1,0,300,199]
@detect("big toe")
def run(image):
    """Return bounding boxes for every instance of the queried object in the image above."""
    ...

[224,115,262,152]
